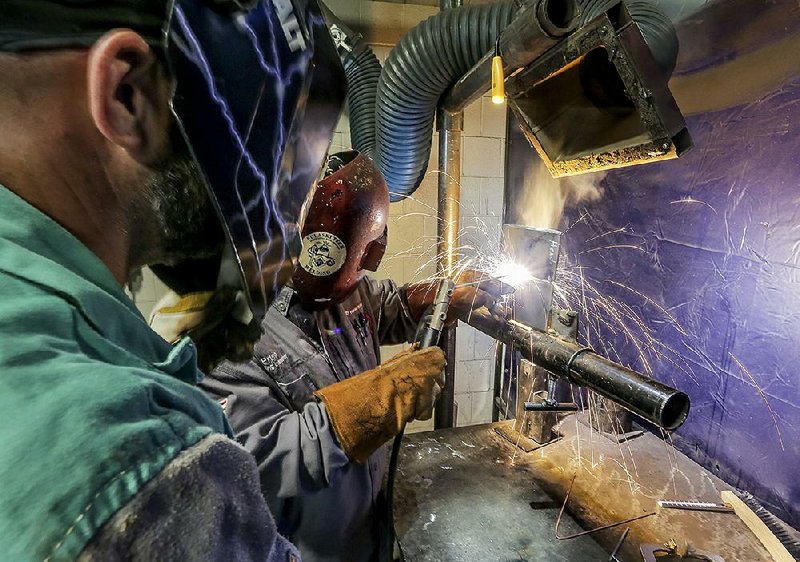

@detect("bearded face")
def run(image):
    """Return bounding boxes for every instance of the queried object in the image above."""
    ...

[142,124,225,264]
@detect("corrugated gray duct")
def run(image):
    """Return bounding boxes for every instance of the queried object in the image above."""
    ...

[321,3,383,157]
[343,41,382,158]
[579,0,679,74]
[374,2,519,201]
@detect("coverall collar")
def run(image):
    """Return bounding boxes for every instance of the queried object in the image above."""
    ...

[0,184,199,382]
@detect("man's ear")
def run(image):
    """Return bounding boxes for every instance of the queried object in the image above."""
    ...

[87,30,171,164]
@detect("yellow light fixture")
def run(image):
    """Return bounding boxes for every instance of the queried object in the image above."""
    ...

[491,36,505,105]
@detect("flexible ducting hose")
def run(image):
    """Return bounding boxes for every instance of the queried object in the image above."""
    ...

[343,42,382,158]
[374,2,519,202]
[579,0,678,75]
[321,3,383,157]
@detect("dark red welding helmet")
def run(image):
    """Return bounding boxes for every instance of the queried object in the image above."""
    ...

[293,151,389,306]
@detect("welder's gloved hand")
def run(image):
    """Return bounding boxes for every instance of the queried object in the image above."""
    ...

[149,289,262,373]
[314,346,446,463]
[405,269,514,325]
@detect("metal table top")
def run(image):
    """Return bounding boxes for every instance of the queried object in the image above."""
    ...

[394,422,608,561]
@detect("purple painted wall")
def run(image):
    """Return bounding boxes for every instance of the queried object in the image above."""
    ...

[506,0,800,526]
[560,77,800,525]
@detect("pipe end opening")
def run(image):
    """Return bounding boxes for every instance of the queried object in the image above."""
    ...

[538,0,578,36]
[660,392,690,431]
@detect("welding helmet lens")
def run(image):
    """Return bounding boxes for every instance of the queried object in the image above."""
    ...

[167,0,345,320]
[361,226,387,272]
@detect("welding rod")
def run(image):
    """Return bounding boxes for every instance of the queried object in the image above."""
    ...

[657,500,734,513]
[462,308,690,430]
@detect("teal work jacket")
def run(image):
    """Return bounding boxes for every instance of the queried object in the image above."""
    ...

[0,185,238,560]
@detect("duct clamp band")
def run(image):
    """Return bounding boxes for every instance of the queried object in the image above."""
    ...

[565,346,594,375]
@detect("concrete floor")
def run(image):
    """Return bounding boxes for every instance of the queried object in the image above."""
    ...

[395,417,774,561]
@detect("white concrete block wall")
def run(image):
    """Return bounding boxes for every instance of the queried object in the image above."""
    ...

[450,96,506,427]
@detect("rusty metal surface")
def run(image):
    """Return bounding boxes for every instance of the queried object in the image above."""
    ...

[515,359,559,443]
[395,419,773,562]
[506,2,691,177]
[394,423,608,561]
[462,308,690,430]
[440,0,579,113]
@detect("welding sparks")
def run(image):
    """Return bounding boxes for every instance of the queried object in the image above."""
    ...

[383,160,791,511]
[729,352,785,451]
[669,196,718,214]
[491,258,534,290]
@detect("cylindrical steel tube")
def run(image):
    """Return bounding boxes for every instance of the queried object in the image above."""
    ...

[524,402,579,412]
[492,341,505,422]
[433,110,463,430]
[441,0,579,113]
[463,308,691,430]
[436,111,463,279]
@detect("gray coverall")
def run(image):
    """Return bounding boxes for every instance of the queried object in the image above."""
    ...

[201,277,419,562]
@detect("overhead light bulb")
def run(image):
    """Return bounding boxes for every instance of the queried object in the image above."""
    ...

[491,36,505,105]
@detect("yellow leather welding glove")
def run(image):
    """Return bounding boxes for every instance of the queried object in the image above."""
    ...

[405,269,514,325]
[315,347,446,463]
[149,289,261,372]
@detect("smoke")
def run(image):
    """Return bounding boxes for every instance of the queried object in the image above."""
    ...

[517,157,606,229]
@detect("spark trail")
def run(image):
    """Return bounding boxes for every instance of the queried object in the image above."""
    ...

[380,163,785,504]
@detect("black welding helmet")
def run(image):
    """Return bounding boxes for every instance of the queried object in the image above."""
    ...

[0,0,346,321]
[166,0,345,319]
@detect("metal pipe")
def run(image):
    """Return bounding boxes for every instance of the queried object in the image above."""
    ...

[463,308,691,430]
[524,402,579,412]
[433,108,463,430]
[441,0,579,114]
[433,0,463,427]
[492,341,504,422]
[436,111,463,279]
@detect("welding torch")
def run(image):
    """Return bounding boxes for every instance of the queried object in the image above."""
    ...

[414,278,457,349]
[386,278,456,561]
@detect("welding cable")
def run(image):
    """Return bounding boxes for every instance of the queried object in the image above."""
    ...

[386,427,404,561]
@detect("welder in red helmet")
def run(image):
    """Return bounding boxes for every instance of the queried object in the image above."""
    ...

[200,150,510,562]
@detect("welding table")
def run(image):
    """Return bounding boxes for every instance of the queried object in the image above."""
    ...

[394,419,773,561]
[394,422,606,561]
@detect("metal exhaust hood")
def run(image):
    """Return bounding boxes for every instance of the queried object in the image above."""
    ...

[505,1,692,176]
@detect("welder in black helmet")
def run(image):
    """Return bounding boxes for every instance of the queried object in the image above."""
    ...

[0,0,345,560]
[196,151,511,562]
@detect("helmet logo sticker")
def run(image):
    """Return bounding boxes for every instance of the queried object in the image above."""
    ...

[299,232,347,276]
[272,0,308,52]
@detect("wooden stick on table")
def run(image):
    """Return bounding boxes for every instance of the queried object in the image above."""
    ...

[720,491,793,562]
